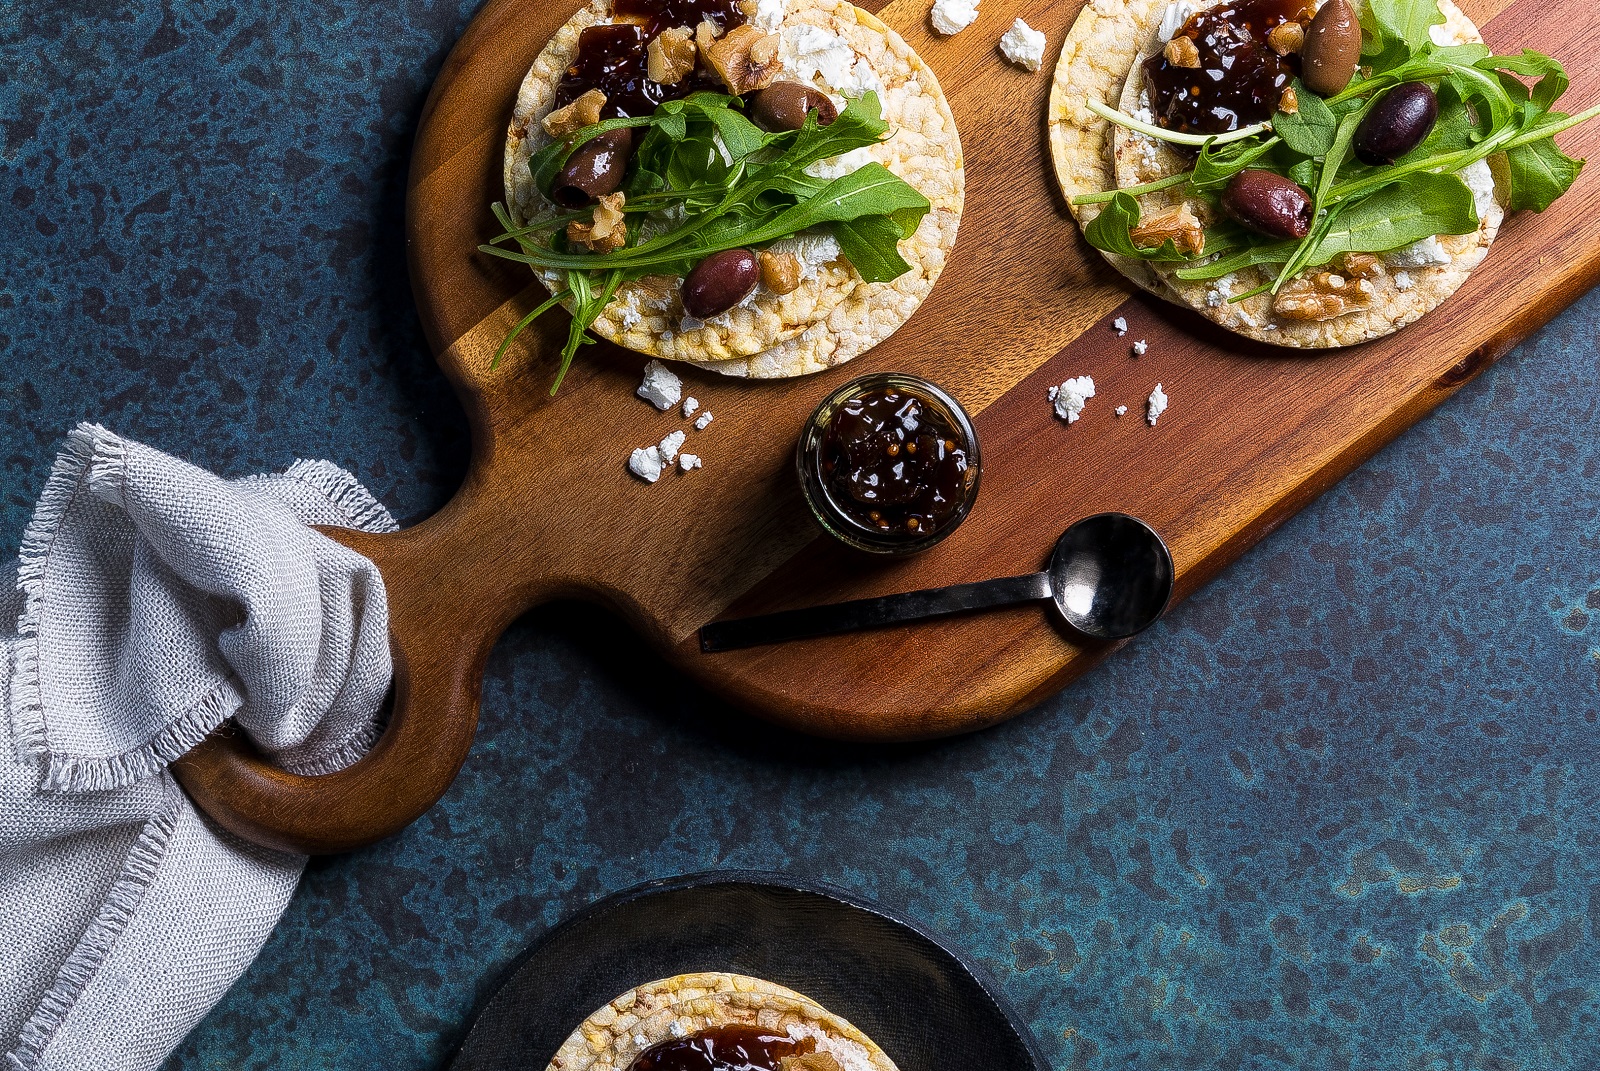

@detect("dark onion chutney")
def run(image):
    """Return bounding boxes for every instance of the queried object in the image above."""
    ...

[1143,0,1311,136]
[797,373,980,554]
[555,0,748,118]
[628,1026,814,1071]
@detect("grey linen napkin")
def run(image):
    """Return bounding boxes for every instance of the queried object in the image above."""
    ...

[0,423,397,1070]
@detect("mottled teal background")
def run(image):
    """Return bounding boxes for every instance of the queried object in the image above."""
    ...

[3,1,1598,1069]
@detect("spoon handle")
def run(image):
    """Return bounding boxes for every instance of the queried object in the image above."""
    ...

[699,571,1053,653]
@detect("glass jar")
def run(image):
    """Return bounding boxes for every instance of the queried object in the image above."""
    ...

[795,372,981,555]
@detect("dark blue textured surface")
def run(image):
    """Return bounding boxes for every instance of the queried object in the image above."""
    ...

[3,2,1598,1069]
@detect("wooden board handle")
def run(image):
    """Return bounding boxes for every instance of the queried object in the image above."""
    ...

[173,504,527,855]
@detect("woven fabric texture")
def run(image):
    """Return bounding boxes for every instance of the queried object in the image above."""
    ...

[0,424,396,1070]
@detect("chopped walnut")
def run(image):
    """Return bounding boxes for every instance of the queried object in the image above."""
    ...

[542,89,606,137]
[1279,85,1299,114]
[759,250,803,294]
[706,24,783,94]
[695,19,723,62]
[647,26,696,85]
[1273,270,1374,321]
[1164,36,1201,69]
[1267,21,1305,56]
[1338,252,1385,280]
[567,192,628,253]
[1130,202,1206,257]
[779,1054,844,1071]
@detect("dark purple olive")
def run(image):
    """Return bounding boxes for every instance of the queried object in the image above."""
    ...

[551,128,634,208]
[682,249,759,319]
[1354,82,1438,166]
[749,81,838,132]
[1221,170,1314,240]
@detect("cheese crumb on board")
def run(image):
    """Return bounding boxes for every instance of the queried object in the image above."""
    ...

[694,411,714,430]
[679,453,702,472]
[999,18,1046,71]
[658,429,686,463]
[1146,383,1168,426]
[1115,405,1128,416]
[637,360,682,410]
[929,0,979,36]
[628,446,664,482]
[682,396,700,418]
[1049,375,1096,423]
[1132,339,1148,356]
[1112,316,1128,335]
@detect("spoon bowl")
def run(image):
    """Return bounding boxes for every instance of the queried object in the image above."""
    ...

[1047,513,1174,640]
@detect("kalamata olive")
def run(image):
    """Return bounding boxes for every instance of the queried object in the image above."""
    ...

[1221,170,1314,239]
[1354,82,1439,166]
[682,249,760,319]
[1301,0,1361,97]
[749,81,838,132]
[551,128,634,208]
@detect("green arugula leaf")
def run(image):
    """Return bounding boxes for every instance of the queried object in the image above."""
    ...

[829,216,914,282]
[1274,84,1339,156]
[1190,136,1283,191]
[1311,171,1479,259]
[1360,0,1445,69]
[1504,135,1584,211]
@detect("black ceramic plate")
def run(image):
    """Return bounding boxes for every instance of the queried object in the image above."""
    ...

[451,871,1045,1071]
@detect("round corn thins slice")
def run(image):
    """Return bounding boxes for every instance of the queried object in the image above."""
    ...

[1047,0,1507,347]
[505,0,963,377]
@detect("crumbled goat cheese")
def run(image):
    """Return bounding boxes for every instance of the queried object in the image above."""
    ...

[658,430,686,463]
[1113,316,1128,335]
[1051,375,1096,423]
[636,359,682,410]
[615,291,645,329]
[1146,383,1168,426]
[1115,405,1128,417]
[1394,270,1415,292]
[668,1020,689,1039]
[694,411,714,430]
[679,453,702,472]
[1132,339,1148,356]
[1206,288,1225,308]
[628,446,664,483]
[999,18,1046,71]
[782,26,883,97]
[1388,235,1451,268]
[751,0,786,32]
[1428,21,1453,46]
[805,145,877,180]
[1461,158,1499,222]
[929,0,979,35]
[766,233,842,279]
[682,396,700,418]
[1158,0,1198,41]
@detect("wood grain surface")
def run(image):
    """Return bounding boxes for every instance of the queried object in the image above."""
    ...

[174,0,1600,853]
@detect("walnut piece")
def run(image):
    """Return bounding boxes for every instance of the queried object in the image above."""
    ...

[1130,202,1206,257]
[648,27,696,85]
[1164,36,1201,69]
[1273,270,1374,321]
[706,24,783,94]
[759,250,803,294]
[567,192,628,253]
[780,1054,844,1071]
[695,19,723,63]
[1279,85,1299,114]
[543,89,607,137]
[1267,22,1305,55]
[1338,252,1385,280]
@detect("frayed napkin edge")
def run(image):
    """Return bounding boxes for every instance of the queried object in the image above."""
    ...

[8,425,399,793]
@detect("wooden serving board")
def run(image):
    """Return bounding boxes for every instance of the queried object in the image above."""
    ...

[175,0,1600,853]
